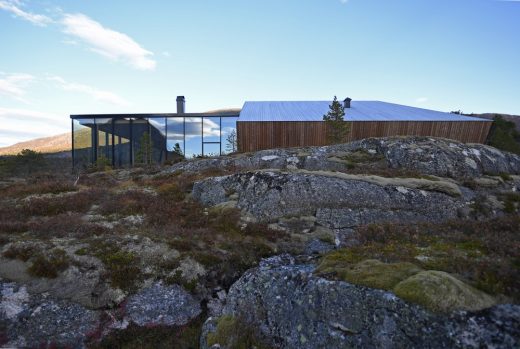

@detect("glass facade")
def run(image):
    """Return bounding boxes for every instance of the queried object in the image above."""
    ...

[72,115,239,168]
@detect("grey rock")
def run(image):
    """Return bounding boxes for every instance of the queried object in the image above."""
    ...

[0,280,99,348]
[448,304,520,349]
[201,256,519,349]
[124,282,201,327]
[166,137,520,179]
[192,171,465,226]
[304,238,335,255]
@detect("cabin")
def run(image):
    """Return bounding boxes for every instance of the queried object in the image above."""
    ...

[71,96,492,167]
[237,99,492,152]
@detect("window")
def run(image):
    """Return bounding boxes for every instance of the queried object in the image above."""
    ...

[185,117,202,158]
[114,118,131,167]
[73,118,93,167]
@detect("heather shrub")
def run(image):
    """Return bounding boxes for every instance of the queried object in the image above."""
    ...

[22,189,101,216]
[27,249,70,278]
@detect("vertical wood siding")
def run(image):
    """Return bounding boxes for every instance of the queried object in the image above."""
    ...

[237,121,492,152]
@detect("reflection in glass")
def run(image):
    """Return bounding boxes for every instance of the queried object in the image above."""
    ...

[132,118,152,165]
[166,117,184,160]
[96,118,112,164]
[114,118,131,167]
[221,117,238,154]
[185,117,202,158]
[203,143,220,157]
[203,117,220,143]
[73,118,93,167]
[148,117,166,163]
[73,115,240,166]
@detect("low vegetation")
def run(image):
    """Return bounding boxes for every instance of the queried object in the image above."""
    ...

[317,216,520,302]
[487,115,520,154]
[206,315,270,349]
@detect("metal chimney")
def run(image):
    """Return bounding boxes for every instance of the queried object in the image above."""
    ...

[344,97,352,109]
[176,96,185,114]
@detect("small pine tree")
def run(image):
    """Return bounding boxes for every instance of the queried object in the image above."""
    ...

[323,96,350,144]
[172,142,184,157]
[226,129,238,153]
[135,132,153,165]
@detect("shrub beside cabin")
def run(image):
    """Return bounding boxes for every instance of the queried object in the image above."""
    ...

[71,96,492,167]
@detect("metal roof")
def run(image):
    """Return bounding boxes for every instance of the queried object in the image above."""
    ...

[238,101,491,122]
[70,111,240,119]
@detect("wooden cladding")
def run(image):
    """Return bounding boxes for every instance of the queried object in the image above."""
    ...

[237,121,492,153]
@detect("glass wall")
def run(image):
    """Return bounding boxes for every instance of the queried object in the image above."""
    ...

[72,118,94,168]
[166,117,184,160]
[114,118,131,167]
[221,117,239,154]
[96,118,113,164]
[72,115,238,167]
[148,117,166,164]
[185,117,202,158]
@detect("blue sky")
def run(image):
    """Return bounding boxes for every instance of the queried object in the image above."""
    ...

[0,0,519,147]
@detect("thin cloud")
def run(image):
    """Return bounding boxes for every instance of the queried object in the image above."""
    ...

[0,2,157,70]
[0,0,52,26]
[47,76,130,107]
[61,13,156,71]
[0,106,63,123]
[0,107,68,147]
[0,73,34,102]
[416,97,428,104]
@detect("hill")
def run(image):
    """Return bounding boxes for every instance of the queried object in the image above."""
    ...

[471,113,520,132]
[0,132,71,156]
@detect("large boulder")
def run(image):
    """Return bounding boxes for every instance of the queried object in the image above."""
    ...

[0,280,202,348]
[201,255,520,349]
[123,282,201,327]
[167,137,520,179]
[192,171,467,226]
[0,280,99,348]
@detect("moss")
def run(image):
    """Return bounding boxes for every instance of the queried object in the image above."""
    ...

[500,192,520,213]
[343,259,422,290]
[331,150,385,165]
[499,172,513,182]
[89,241,141,291]
[206,315,270,349]
[74,247,88,255]
[101,250,140,291]
[393,270,496,313]
[27,249,70,278]
[317,258,422,290]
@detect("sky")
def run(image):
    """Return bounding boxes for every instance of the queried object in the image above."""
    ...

[0,0,519,147]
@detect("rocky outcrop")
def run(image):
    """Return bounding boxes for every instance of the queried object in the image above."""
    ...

[0,280,201,348]
[123,283,201,327]
[168,137,520,179]
[201,255,520,349]
[0,280,98,348]
[192,170,470,247]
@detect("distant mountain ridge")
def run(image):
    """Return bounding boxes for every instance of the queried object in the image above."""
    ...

[0,132,71,156]
[470,113,520,131]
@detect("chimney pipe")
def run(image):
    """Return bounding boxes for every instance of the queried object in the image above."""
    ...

[176,96,185,114]
[344,97,352,109]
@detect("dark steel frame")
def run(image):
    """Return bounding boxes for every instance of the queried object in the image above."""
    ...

[71,113,239,167]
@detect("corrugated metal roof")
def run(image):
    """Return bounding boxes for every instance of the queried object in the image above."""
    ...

[238,101,491,122]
